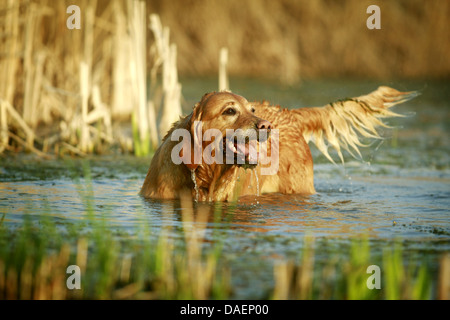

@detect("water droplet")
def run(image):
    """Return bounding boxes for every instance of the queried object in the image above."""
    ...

[190,169,199,202]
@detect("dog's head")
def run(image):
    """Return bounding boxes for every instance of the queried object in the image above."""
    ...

[181,91,272,170]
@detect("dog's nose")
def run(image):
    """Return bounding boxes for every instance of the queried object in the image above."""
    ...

[257,120,272,131]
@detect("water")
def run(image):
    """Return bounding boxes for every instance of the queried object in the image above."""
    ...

[1,79,449,298]
[254,168,260,197]
[190,168,199,202]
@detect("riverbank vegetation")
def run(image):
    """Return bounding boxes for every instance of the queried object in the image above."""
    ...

[1,0,448,158]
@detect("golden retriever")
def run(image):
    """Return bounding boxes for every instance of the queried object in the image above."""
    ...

[140,86,417,201]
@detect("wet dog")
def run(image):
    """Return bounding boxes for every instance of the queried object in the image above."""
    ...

[140,87,417,201]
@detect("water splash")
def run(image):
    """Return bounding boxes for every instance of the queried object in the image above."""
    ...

[190,169,199,202]
[254,169,260,197]
[367,139,384,165]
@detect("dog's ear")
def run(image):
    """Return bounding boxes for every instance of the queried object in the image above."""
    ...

[199,92,216,104]
[179,103,203,171]
[191,101,203,122]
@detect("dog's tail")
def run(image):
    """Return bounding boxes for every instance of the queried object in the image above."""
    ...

[293,86,419,163]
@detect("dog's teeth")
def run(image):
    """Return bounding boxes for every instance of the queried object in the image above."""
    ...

[248,153,258,163]
[227,140,237,152]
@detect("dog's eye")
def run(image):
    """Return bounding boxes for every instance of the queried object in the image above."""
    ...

[223,108,236,116]
[251,107,256,113]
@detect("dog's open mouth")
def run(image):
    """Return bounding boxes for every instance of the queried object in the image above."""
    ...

[224,138,258,166]
[222,130,270,168]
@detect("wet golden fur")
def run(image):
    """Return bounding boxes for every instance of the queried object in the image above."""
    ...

[140,87,417,201]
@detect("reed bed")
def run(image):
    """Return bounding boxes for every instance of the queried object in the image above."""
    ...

[0,0,183,157]
[153,0,450,82]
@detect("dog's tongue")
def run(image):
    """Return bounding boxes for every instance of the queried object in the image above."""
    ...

[235,142,249,156]
[236,141,259,163]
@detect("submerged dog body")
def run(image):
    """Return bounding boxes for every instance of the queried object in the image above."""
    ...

[140,87,417,201]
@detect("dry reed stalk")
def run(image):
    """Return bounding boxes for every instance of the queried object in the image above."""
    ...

[128,0,151,154]
[60,142,87,157]
[160,43,182,138]
[439,254,450,300]
[0,0,19,153]
[149,14,164,82]
[91,85,113,142]
[5,268,17,299]
[22,2,38,126]
[147,100,158,143]
[149,13,182,142]
[0,260,4,299]
[79,61,92,153]
[112,0,133,118]
[0,100,7,153]
[1,99,35,148]
[83,0,96,71]
[29,52,46,126]
[77,0,97,153]
[219,47,229,91]
[1,0,19,105]
[7,130,52,159]
[272,261,294,300]
[20,258,33,300]
[148,14,165,130]
[298,236,315,299]
[21,4,51,129]
[272,235,315,299]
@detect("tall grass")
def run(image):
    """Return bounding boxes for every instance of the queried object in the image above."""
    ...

[271,237,449,300]
[2,213,447,299]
